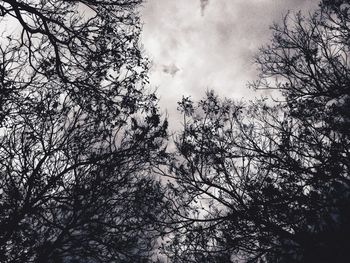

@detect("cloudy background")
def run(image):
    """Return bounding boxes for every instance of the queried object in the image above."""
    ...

[141,0,318,130]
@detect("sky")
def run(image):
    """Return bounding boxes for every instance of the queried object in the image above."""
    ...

[141,0,319,130]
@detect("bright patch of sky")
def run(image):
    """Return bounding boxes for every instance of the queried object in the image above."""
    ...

[141,0,318,130]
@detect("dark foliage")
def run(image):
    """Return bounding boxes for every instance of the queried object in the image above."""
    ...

[0,1,168,262]
[161,3,350,263]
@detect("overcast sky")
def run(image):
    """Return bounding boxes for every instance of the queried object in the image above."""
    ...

[141,0,318,130]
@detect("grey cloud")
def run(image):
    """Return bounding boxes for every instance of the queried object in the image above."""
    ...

[162,63,180,77]
[141,0,319,131]
[200,0,209,16]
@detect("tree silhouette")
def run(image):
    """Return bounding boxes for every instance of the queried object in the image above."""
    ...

[0,1,169,262]
[0,0,146,125]
[162,3,350,263]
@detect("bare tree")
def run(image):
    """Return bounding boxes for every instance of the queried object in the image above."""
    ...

[0,0,146,124]
[0,1,169,262]
[162,3,350,262]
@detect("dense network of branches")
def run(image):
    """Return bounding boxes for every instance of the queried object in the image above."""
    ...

[160,2,350,263]
[1,0,350,263]
[0,1,169,262]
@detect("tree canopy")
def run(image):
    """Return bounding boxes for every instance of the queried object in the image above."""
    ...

[0,0,169,262]
[161,3,350,263]
[2,1,350,263]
